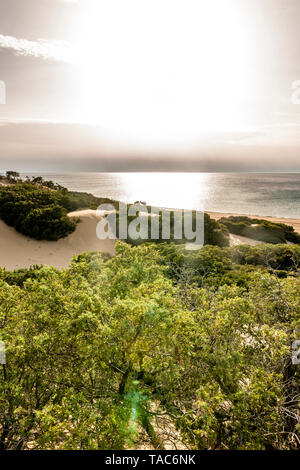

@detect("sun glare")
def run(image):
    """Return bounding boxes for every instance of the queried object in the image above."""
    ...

[73,0,258,148]
[117,172,211,210]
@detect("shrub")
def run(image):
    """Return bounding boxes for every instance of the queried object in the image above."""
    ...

[0,180,118,241]
[220,216,300,244]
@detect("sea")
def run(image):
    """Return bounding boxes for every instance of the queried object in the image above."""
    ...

[15,172,300,220]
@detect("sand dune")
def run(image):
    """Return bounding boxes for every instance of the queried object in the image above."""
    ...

[0,210,115,271]
[0,209,299,270]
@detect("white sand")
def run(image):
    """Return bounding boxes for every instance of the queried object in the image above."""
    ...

[0,210,115,270]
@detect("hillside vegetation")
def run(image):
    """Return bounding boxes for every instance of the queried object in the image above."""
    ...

[1,173,298,247]
[0,173,118,241]
[0,242,299,450]
[0,172,299,450]
[220,215,300,244]
[0,173,229,246]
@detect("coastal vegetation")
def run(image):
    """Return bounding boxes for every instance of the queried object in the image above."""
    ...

[219,215,300,244]
[0,242,299,450]
[0,173,118,241]
[0,174,299,450]
[0,182,78,241]
[116,209,230,247]
[0,173,298,247]
[0,173,230,246]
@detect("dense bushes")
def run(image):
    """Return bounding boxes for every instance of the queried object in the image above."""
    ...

[153,242,300,290]
[220,215,300,244]
[57,190,118,212]
[0,181,118,241]
[0,242,299,450]
[228,243,300,272]
[0,184,78,240]
[21,205,77,240]
[204,213,230,246]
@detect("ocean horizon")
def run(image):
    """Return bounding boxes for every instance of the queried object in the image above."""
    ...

[7,172,300,220]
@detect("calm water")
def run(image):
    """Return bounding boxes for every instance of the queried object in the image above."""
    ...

[19,172,300,219]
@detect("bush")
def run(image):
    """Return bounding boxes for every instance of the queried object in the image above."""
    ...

[0,243,299,449]
[0,183,77,240]
[0,180,118,241]
[114,210,230,248]
[219,216,300,244]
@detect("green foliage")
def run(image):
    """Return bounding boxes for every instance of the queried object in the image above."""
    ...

[0,265,44,287]
[220,216,300,244]
[0,183,77,240]
[204,213,230,247]
[228,243,300,272]
[5,171,20,182]
[0,181,118,241]
[0,172,299,449]
[155,242,300,288]
[0,243,299,450]
[115,209,229,248]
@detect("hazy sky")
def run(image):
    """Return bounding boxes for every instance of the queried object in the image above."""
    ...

[0,0,300,171]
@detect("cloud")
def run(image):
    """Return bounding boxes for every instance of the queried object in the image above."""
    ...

[0,119,300,173]
[0,34,75,63]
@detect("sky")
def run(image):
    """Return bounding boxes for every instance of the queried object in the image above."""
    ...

[0,0,300,171]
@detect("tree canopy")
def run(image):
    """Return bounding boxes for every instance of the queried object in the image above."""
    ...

[0,242,299,450]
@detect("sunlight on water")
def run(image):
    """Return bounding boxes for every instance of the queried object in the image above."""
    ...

[117,173,212,210]
[20,172,300,219]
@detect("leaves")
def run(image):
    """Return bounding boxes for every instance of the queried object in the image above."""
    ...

[0,242,299,449]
